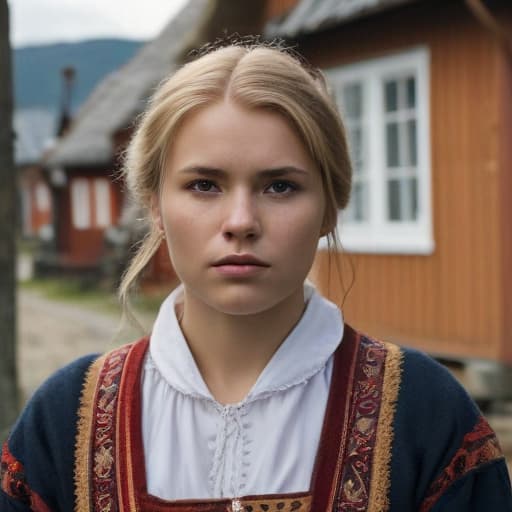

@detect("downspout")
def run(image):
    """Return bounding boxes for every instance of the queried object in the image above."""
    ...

[465,0,512,57]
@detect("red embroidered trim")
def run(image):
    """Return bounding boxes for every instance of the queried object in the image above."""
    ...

[1,441,31,505]
[420,416,504,511]
[335,335,388,511]
[1,442,52,512]
[91,345,132,512]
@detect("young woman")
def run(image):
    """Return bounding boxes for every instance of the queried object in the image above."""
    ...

[2,43,511,512]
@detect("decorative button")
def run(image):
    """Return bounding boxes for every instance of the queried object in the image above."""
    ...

[231,498,243,511]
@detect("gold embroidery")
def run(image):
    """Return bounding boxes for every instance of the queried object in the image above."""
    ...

[74,354,107,512]
[94,445,114,479]
[356,416,375,434]
[343,468,366,502]
[240,495,312,511]
[367,342,403,512]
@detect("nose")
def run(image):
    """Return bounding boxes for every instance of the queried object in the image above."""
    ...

[222,190,261,242]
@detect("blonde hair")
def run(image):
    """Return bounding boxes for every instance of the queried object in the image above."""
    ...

[119,43,352,316]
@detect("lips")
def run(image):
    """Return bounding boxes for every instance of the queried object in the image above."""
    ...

[212,254,270,267]
[211,254,270,277]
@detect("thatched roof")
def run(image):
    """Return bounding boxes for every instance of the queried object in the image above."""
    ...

[265,0,419,38]
[45,0,213,168]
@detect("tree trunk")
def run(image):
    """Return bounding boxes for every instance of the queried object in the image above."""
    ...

[0,0,20,440]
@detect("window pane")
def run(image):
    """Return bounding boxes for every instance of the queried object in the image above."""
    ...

[342,82,362,119]
[354,182,363,221]
[348,126,363,172]
[407,119,417,166]
[386,122,400,167]
[94,178,111,228]
[406,77,416,108]
[388,177,418,221]
[388,179,401,220]
[406,177,418,221]
[346,182,368,222]
[384,80,398,112]
[71,178,91,230]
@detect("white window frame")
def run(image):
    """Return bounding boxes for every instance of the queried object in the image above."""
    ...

[71,178,91,230]
[323,47,434,254]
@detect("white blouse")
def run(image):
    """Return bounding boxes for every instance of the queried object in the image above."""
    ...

[141,283,344,500]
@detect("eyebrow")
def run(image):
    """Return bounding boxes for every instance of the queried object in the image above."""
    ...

[178,165,310,178]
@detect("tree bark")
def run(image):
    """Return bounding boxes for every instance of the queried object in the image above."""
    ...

[0,0,20,440]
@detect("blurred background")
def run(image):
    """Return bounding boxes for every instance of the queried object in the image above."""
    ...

[0,0,511,468]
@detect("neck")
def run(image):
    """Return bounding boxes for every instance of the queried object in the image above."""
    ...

[179,287,306,405]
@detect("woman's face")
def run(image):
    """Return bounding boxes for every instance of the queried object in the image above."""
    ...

[155,100,326,316]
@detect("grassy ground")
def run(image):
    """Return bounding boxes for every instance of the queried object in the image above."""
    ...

[19,277,168,318]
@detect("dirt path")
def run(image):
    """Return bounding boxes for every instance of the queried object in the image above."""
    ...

[17,288,155,399]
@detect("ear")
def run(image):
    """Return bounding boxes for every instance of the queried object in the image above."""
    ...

[150,193,164,234]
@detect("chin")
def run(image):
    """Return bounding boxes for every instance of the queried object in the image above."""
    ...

[210,295,274,317]
[207,284,302,318]
[183,279,305,318]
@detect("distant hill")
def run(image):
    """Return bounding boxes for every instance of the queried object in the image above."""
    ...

[14,39,144,112]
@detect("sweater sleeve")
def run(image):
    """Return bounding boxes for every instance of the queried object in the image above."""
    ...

[1,354,98,512]
[429,459,512,511]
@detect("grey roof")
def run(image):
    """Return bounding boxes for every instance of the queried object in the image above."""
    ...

[265,0,418,38]
[14,108,56,166]
[46,0,212,168]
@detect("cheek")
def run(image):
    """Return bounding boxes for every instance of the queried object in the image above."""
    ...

[160,197,198,237]
[275,205,324,253]
[159,203,193,259]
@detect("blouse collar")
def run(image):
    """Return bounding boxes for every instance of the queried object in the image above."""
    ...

[149,282,344,404]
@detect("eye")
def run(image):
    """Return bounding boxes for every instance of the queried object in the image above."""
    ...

[188,179,219,193]
[265,180,297,195]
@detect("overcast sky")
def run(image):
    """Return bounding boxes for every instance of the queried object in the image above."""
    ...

[8,0,189,47]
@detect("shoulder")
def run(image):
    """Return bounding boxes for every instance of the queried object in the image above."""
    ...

[10,353,100,442]
[354,332,482,459]
[393,344,480,444]
[16,338,149,433]
[351,330,474,425]
[398,344,478,419]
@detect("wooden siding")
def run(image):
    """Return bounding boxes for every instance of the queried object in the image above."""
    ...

[496,7,512,362]
[301,1,511,362]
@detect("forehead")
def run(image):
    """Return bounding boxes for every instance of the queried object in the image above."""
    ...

[165,100,318,175]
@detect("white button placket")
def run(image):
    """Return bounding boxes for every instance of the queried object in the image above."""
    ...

[209,405,237,496]
[209,403,252,499]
